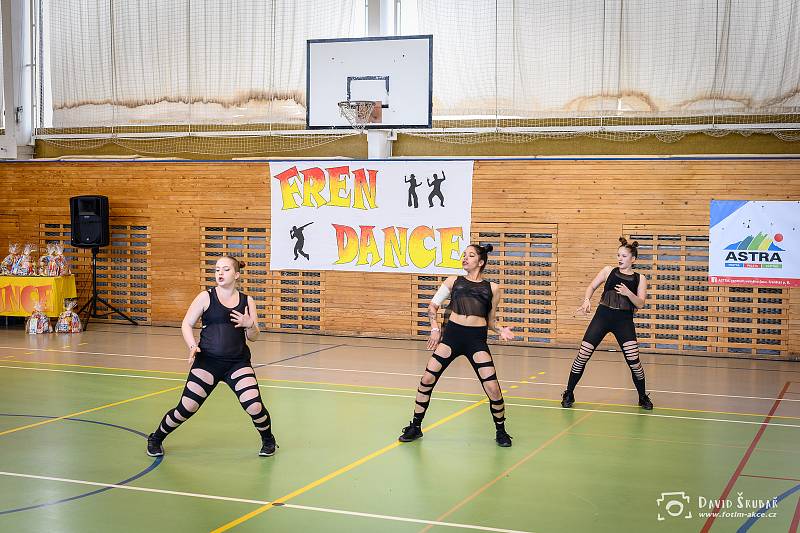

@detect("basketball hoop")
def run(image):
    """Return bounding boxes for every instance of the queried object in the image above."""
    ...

[338,100,377,132]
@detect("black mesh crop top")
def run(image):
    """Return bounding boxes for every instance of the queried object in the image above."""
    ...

[198,288,252,361]
[447,276,493,318]
[599,267,641,311]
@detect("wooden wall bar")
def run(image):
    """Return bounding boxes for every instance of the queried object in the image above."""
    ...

[1,159,798,358]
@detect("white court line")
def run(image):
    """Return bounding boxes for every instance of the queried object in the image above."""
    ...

[1,364,799,429]
[3,345,797,404]
[0,346,185,361]
[269,363,800,403]
[0,471,533,533]
[0,364,185,382]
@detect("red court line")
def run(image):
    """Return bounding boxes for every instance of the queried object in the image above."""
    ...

[700,381,791,533]
[740,474,800,483]
[790,496,800,533]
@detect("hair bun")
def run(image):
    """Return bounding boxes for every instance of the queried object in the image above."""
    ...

[630,240,639,248]
[237,260,246,270]
[484,243,494,253]
[619,236,628,246]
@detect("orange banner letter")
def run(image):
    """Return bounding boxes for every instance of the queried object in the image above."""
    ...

[408,226,436,268]
[436,227,464,268]
[273,166,303,210]
[333,224,359,264]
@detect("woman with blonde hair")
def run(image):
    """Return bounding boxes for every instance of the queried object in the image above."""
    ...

[146,255,277,457]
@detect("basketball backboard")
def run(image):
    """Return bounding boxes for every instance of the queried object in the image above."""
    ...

[306,35,432,130]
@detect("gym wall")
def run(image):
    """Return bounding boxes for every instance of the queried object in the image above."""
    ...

[1,158,798,359]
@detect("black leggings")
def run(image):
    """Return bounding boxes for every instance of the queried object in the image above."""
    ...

[566,305,646,396]
[152,356,272,442]
[412,322,506,430]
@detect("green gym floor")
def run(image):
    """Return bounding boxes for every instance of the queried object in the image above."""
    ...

[0,325,798,532]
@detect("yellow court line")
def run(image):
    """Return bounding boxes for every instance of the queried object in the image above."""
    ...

[0,359,187,375]
[268,378,486,398]
[211,398,490,533]
[0,358,489,397]
[500,393,800,421]
[3,359,799,422]
[566,431,800,455]
[420,412,594,533]
[0,385,183,438]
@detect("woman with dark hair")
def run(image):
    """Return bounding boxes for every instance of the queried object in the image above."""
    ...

[146,255,278,457]
[561,237,653,410]
[398,243,516,447]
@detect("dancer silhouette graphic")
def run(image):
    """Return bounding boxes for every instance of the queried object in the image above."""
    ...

[427,171,446,207]
[290,222,313,260]
[404,174,421,208]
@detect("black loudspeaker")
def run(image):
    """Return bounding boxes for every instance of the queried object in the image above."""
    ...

[68,195,137,328]
[70,195,109,248]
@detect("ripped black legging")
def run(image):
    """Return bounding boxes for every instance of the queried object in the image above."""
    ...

[152,356,272,442]
[412,322,506,430]
[566,305,646,396]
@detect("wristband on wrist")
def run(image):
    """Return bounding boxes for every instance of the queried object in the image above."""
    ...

[431,327,440,332]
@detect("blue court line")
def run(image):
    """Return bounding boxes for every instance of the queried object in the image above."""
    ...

[737,481,800,532]
[265,344,344,365]
[0,413,161,515]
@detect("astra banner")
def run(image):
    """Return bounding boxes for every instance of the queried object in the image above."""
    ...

[709,200,799,287]
[269,160,473,274]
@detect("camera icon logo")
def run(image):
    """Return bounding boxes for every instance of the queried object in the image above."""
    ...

[656,491,693,521]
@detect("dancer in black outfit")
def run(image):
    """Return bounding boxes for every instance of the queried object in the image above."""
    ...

[399,244,516,447]
[561,237,653,410]
[146,256,277,457]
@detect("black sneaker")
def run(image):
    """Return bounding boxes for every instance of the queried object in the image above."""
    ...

[561,390,575,408]
[398,423,423,442]
[146,434,164,457]
[259,434,278,457]
[495,428,513,447]
[638,394,654,410]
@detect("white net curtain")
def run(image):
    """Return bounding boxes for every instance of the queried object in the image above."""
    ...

[39,0,358,131]
[36,0,800,140]
[417,0,800,125]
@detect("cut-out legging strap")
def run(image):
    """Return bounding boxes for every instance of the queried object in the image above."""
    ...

[152,358,272,441]
[566,305,646,396]
[411,322,506,429]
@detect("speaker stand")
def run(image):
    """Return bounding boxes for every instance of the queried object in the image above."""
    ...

[78,247,139,330]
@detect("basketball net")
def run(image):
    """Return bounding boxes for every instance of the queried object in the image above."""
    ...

[338,100,377,132]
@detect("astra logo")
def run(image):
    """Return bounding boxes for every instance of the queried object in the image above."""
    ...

[725,251,782,262]
[724,232,785,263]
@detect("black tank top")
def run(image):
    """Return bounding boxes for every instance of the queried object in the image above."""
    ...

[198,288,251,361]
[599,267,641,311]
[447,276,493,318]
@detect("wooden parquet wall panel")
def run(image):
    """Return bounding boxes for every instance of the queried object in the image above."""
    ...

[1,159,797,358]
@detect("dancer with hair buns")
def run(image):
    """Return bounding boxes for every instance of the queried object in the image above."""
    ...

[561,237,653,410]
[398,243,516,447]
[146,255,278,457]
